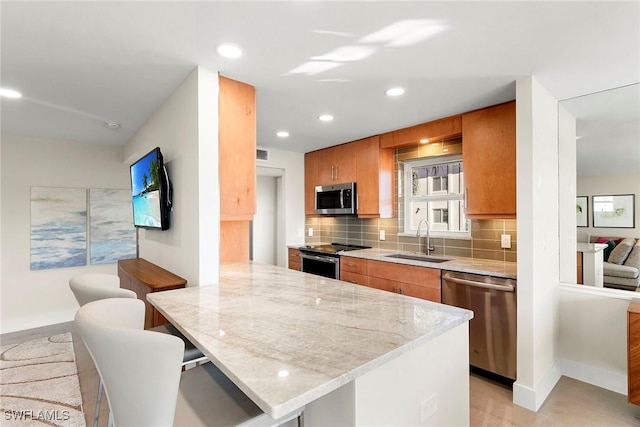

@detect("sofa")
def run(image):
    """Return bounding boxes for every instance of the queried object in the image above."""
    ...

[592,237,640,291]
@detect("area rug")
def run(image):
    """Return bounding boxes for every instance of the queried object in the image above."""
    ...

[0,333,86,426]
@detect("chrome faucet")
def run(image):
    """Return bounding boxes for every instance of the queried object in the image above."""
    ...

[416,219,434,255]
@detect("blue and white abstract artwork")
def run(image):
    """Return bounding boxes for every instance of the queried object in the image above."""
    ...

[30,187,87,270]
[89,189,137,265]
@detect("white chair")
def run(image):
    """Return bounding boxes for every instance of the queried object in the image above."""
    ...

[69,273,206,427]
[75,298,301,427]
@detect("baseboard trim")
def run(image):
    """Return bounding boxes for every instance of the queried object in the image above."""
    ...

[513,359,562,411]
[0,309,76,335]
[561,358,627,396]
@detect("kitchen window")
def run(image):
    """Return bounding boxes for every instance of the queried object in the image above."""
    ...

[402,155,470,238]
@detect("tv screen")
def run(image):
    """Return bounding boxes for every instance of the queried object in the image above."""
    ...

[130,147,171,230]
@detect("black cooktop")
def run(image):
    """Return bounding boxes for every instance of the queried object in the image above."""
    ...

[299,242,372,255]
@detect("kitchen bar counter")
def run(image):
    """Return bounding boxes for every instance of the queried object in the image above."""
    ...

[148,262,473,426]
[342,248,517,279]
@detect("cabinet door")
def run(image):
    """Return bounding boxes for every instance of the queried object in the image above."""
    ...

[368,276,399,293]
[341,271,369,286]
[304,153,319,215]
[462,101,516,218]
[289,248,302,271]
[629,304,640,404]
[333,143,357,183]
[402,283,441,303]
[355,136,393,218]
[219,75,256,220]
[315,149,335,185]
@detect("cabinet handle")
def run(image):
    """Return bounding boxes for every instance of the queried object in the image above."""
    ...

[331,165,335,180]
[336,166,339,181]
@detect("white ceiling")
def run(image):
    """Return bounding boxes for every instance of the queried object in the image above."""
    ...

[1,1,639,155]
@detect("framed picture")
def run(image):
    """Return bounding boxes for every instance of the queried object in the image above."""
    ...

[592,194,635,228]
[576,196,588,227]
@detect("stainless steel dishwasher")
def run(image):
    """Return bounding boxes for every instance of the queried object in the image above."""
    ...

[441,271,517,380]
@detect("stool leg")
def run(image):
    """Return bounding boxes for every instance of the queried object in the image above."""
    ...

[93,379,104,427]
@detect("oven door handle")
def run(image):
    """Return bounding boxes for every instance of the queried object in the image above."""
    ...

[300,253,339,264]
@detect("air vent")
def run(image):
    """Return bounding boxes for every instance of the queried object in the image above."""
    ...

[256,148,269,161]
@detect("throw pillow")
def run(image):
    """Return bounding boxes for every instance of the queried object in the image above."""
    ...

[596,237,624,245]
[603,240,616,262]
[625,242,640,270]
[608,238,636,265]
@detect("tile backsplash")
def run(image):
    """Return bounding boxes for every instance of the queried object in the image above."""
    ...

[305,217,517,262]
[304,144,517,263]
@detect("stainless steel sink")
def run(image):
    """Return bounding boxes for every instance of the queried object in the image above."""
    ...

[384,254,451,263]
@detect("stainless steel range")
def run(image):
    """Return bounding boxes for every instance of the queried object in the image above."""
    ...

[299,243,371,280]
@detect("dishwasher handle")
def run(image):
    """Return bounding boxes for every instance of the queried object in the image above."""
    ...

[443,275,515,292]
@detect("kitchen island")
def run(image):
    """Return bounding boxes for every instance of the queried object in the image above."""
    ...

[148,262,473,426]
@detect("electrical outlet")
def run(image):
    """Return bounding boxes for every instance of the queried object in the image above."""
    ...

[308,228,313,237]
[420,393,438,423]
[501,234,511,249]
[379,230,386,241]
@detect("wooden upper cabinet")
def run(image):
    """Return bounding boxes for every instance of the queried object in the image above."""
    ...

[355,136,393,218]
[219,75,256,220]
[462,101,516,219]
[316,143,357,185]
[304,152,319,215]
[380,115,462,149]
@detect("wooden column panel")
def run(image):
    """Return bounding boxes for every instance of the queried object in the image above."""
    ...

[220,221,250,262]
[219,75,256,221]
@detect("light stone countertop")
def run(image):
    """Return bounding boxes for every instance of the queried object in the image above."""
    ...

[341,248,518,279]
[577,242,608,253]
[147,262,473,419]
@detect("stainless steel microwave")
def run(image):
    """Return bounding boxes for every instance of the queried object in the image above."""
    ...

[315,182,356,215]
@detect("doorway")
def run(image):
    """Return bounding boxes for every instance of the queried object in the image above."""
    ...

[252,168,285,266]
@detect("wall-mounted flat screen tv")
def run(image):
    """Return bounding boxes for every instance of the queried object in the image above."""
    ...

[129,147,172,230]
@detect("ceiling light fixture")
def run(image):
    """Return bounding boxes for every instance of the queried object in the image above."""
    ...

[276,130,290,138]
[420,138,429,144]
[0,87,22,99]
[104,122,121,130]
[318,114,334,122]
[386,87,405,97]
[216,43,243,59]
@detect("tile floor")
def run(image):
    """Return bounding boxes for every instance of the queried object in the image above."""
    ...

[3,322,640,426]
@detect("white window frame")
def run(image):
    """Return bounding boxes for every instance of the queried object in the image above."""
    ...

[400,155,471,239]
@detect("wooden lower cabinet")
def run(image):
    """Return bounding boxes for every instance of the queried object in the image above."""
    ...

[288,248,302,271]
[340,257,441,303]
[118,258,187,330]
[628,302,640,405]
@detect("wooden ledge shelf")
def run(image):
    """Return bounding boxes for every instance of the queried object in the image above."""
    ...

[118,258,187,329]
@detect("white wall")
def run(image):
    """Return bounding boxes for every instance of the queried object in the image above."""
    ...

[124,67,220,286]
[0,135,130,333]
[559,285,630,395]
[256,147,305,266]
[514,77,561,411]
[577,172,640,240]
[558,106,578,283]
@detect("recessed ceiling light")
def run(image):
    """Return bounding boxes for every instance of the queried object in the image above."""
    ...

[385,87,405,97]
[104,122,121,130]
[216,43,242,59]
[276,130,290,138]
[0,87,22,99]
[420,138,429,144]
[318,114,334,122]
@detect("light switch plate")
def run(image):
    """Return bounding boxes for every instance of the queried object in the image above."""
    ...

[308,228,313,237]
[501,234,511,249]
[379,230,386,241]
